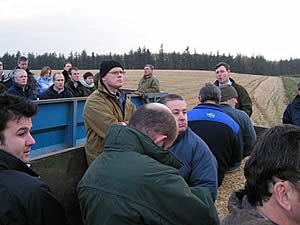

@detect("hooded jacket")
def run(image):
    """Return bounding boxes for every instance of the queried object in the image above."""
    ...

[83,81,136,165]
[0,150,69,225]
[221,191,277,225]
[283,95,300,126]
[170,127,218,201]
[78,124,219,225]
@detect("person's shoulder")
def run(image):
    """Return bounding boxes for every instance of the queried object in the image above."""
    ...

[1,169,48,193]
[221,209,272,225]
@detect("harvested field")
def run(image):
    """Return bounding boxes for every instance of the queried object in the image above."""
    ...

[121,70,286,127]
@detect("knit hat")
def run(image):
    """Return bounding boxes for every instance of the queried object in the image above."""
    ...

[100,60,124,78]
[220,85,238,102]
[83,72,94,80]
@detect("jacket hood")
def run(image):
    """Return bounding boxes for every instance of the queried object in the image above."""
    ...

[104,124,182,169]
[227,190,252,213]
[0,150,38,177]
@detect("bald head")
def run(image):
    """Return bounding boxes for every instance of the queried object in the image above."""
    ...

[128,103,178,149]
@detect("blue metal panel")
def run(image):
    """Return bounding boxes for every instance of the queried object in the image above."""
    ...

[30,93,167,158]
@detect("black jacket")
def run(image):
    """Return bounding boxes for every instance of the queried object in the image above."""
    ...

[283,95,300,126]
[40,84,72,99]
[65,80,88,97]
[0,150,69,225]
[62,70,70,82]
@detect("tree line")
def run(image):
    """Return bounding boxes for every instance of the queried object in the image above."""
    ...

[1,45,300,76]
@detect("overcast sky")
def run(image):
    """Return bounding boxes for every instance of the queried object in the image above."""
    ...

[1,0,299,61]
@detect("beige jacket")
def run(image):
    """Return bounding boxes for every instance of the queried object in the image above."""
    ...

[83,82,136,165]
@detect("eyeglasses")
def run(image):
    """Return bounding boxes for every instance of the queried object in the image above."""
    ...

[108,71,126,75]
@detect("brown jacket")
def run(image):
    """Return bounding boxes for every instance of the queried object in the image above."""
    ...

[137,75,160,93]
[83,81,136,165]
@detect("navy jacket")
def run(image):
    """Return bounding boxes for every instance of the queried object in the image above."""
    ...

[188,103,242,186]
[7,82,37,100]
[0,150,69,225]
[170,127,218,201]
[40,84,72,99]
[283,95,300,126]
[220,104,256,157]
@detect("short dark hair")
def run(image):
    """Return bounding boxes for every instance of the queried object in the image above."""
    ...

[245,124,300,207]
[64,62,72,67]
[0,94,37,144]
[199,83,221,103]
[53,72,64,81]
[144,64,154,70]
[215,62,230,71]
[158,94,184,105]
[69,67,79,75]
[18,56,28,64]
[128,103,177,143]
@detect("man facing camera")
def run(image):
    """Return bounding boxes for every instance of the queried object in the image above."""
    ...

[40,72,72,99]
[137,64,160,93]
[0,94,69,225]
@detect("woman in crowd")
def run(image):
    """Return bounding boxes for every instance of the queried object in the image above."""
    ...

[37,66,53,95]
[80,72,95,96]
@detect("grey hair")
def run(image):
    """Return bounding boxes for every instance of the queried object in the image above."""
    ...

[198,83,221,103]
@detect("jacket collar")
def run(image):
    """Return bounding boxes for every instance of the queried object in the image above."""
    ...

[0,150,38,177]
[214,77,236,86]
[104,124,182,169]
[194,103,224,112]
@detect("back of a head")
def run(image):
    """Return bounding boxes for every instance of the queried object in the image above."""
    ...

[245,124,300,206]
[199,83,221,103]
[220,85,238,102]
[0,94,37,138]
[128,103,177,143]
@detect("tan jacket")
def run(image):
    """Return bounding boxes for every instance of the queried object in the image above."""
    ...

[83,82,136,165]
[137,75,160,93]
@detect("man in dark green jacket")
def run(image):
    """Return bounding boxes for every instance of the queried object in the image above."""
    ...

[78,103,219,225]
[214,62,253,117]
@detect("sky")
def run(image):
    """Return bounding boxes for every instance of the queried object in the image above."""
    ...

[1,0,299,61]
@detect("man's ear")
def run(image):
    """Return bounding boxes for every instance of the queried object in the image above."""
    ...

[273,181,292,211]
[153,134,168,149]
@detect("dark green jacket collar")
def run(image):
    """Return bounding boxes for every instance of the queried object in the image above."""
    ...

[104,124,182,169]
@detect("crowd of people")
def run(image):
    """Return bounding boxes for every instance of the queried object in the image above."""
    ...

[1,58,300,225]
